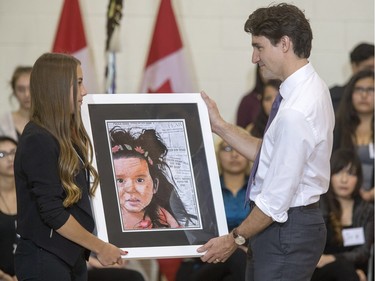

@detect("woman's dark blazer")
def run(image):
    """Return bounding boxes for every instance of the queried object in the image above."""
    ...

[14,121,95,266]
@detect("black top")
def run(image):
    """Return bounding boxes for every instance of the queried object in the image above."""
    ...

[14,121,95,266]
[0,211,17,276]
[320,196,374,272]
[329,84,346,112]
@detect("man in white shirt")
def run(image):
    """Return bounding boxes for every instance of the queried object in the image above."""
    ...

[197,3,335,281]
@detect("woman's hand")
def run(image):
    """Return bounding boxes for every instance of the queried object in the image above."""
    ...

[0,269,17,281]
[356,269,367,281]
[360,187,374,202]
[88,256,128,269]
[316,254,335,268]
[96,242,128,266]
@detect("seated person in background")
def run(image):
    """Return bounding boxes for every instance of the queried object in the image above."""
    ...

[217,140,250,234]
[236,65,266,128]
[247,79,282,138]
[333,69,374,203]
[330,43,374,111]
[0,136,18,281]
[311,149,374,281]
[0,66,32,140]
[176,138,250,281]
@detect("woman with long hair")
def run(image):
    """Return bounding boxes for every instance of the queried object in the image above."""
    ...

[14,53,126,281]
[311,149,374,281]
[334,69,374,202]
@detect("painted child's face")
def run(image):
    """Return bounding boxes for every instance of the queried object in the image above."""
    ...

[114,157,156,213]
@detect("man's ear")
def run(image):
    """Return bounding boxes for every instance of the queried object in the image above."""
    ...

[280,35,291,52]
[153,178,159,194]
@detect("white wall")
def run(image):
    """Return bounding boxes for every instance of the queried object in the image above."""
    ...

[0,0,374,123]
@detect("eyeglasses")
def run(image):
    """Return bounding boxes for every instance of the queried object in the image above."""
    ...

[220,145,233,152]
[353,86,374,96]
[0,149,16,159]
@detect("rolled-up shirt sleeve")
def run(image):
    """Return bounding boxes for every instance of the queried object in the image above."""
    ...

[21,132,70,229]
[255,109,316,222]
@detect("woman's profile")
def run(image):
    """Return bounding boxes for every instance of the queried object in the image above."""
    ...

[14,53,126,281]
[110,126,195,230]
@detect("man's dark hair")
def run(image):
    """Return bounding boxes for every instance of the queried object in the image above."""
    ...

[244,3,313,58]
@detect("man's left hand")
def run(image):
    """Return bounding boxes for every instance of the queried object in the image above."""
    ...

[197,234,238,263]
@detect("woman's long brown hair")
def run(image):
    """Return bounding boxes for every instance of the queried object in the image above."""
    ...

[327,149,363,244]
[30,53,99,207]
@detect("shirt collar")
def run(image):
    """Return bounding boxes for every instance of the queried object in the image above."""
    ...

[279,63,315,100]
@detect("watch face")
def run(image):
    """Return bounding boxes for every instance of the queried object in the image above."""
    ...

[235,235,246,245]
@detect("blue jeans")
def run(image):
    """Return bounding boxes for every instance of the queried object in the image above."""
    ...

[246,206,326,281]
[15,238,87,281]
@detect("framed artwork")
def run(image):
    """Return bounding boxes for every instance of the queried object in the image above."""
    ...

[81,93,228,259]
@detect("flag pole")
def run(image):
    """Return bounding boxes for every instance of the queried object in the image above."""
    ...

[105,0,123,94]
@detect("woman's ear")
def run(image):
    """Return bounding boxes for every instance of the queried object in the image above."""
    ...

[153,178,159,194]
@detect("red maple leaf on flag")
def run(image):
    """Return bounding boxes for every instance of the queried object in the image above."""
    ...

[140,0,195,94]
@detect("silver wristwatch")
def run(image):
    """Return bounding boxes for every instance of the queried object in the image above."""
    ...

[232,228,246,245]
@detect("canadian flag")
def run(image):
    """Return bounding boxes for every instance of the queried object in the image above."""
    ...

[142,2,194,279]
[52,0,98,94]
[140,0,194,93]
